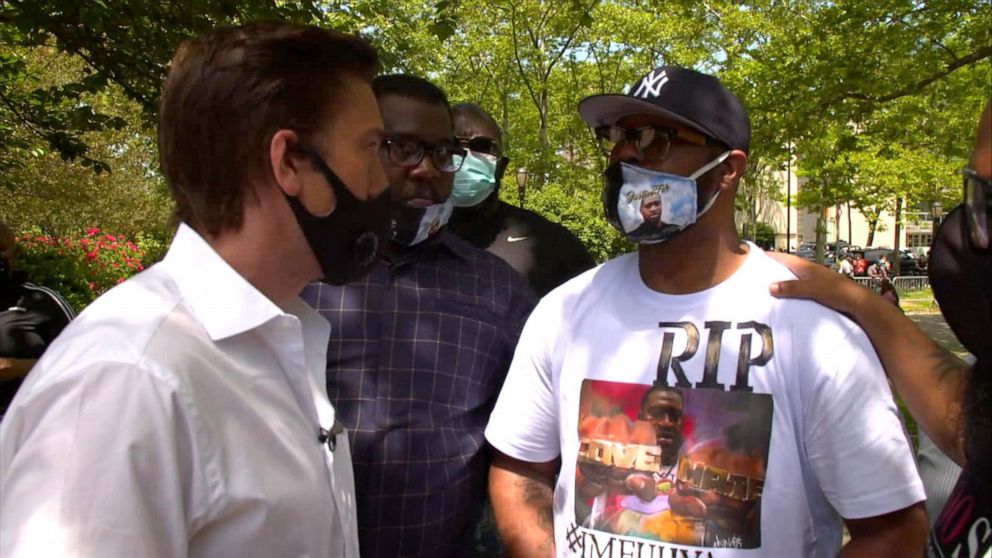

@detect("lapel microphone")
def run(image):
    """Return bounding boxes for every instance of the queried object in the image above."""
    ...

[317,420,345,452]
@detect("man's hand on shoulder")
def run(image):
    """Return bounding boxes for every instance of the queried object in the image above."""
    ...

[766,252,874,317]
[767,251,969,464]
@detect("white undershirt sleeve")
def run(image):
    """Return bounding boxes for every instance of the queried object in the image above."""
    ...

[485,298,562,463]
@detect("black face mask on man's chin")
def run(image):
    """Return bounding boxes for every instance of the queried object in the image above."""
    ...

[928,205,992,360]
[285,148,391,286]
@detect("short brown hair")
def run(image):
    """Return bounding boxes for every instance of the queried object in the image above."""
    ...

[158,22,378,236]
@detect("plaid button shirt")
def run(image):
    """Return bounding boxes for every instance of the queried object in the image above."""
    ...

[302,230,536,558]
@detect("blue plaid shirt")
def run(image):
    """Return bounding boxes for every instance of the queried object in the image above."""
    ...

[302,230,536,558]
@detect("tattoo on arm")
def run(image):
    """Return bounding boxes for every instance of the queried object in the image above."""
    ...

[926,345,970,459]
[521,476,555,542]
[929,346,969,383]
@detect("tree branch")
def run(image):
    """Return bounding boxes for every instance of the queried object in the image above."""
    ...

[834,46,992,105]
[507,5,541,112]
[542,0,599,81]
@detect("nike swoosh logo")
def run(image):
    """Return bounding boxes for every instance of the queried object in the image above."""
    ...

[507,236,529,242]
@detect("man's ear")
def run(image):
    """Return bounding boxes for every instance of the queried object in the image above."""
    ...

[269,129,307,197]
[717,150,748,193]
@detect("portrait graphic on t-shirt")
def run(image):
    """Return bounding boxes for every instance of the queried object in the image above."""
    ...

[575,379,773,549]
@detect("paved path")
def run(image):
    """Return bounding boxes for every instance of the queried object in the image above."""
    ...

[908,312,970,358]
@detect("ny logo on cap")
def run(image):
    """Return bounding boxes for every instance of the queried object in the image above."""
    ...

[633,70,669,99]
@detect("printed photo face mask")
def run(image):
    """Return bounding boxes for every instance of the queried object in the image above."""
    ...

[390,199,453,246]
[602,152,730,244]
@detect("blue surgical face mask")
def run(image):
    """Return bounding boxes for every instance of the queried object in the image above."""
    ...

[390,199,453,246]
[450,151,498,208]
[602,151,731,244]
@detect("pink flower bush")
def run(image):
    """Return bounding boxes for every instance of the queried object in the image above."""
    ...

[16,227,168,310]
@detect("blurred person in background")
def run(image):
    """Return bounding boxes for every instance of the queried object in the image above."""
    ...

[0,221,75,420]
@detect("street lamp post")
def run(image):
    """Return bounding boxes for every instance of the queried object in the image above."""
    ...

[930,199,944,245]
[515,168,528,208]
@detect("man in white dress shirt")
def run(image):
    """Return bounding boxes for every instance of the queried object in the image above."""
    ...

[0,22,390,557]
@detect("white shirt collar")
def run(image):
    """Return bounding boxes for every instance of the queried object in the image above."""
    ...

[161,223,288,341]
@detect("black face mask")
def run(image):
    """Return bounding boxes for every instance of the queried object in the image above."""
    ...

[0,256,11,288]
[285,148,390,285]
[928,205,992,359]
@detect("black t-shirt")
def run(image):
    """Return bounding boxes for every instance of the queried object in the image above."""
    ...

[927,460,991,557]
[0,277,75,415]
[451,201,595,297]
[927,362,991,558]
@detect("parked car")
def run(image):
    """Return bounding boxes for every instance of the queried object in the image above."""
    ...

[797,243,835,267]
[825,241,850,253]
[862,248,923,276]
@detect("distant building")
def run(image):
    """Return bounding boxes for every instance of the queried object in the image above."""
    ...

[738,163,940,256]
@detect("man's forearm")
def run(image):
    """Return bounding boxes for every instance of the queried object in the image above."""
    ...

[490,456,557,558]
[841,503,927,558]
[769,254,970,465]
[844,287,968,464]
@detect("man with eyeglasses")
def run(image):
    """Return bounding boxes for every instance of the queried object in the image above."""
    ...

[770,99,992,558]
[301,74,535,558]
[448,103,595,296]
[484,66,926,557]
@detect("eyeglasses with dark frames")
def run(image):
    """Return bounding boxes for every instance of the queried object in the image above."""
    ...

[381,137,467,173]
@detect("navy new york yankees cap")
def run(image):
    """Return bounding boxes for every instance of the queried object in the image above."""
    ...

[578,66,750,153]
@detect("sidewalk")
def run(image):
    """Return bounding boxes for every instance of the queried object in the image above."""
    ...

[907,312,970,359]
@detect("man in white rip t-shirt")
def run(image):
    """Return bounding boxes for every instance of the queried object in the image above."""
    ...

[484,66,927,558]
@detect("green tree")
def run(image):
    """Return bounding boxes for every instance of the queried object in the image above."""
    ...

[1,47,170,238]
[3,0,989,267]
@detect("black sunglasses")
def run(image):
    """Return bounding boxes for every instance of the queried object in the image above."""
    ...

[962,167,991,251]
[643,407,683,422]
[593,125,715,158]
[456,136,501,157]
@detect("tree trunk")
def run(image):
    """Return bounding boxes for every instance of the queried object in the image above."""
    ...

[815,208,827,264]
[893,197,902,275]
[500,90,510,152]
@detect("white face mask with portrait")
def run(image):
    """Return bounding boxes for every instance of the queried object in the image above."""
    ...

[390,199,453,246]
[602,151,730,244]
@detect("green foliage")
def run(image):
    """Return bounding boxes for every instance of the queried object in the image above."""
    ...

[749,222,776,249]
[1,0,989,269]
[14,227,170,311]
[0,47,171,238]
[519,181,630,263]
[0,0,321,177]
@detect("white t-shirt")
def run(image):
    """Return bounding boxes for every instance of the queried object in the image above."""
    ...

[486,244,925,558]
[838,259,854,276]
[0,224,359,557]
